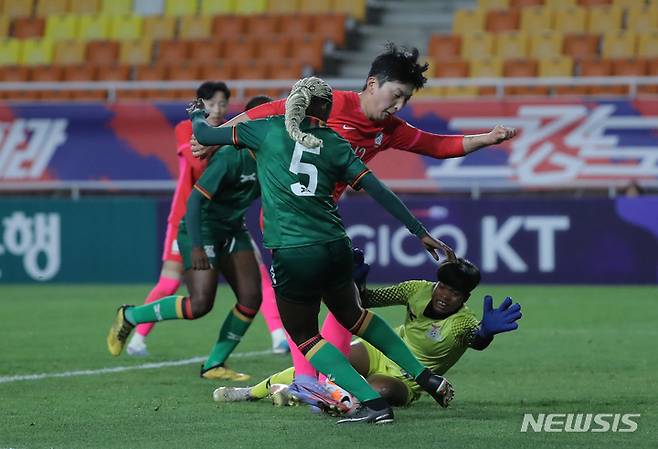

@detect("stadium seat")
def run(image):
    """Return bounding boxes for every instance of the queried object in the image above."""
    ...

[553,6,587,33]
[78,16,111,41]
[189,39,223,62]
[179,16,213,40]
[279,14,313,37]
[638,32,658,58]
[0,16,8,39]
[625,6,658,35]
[157,40,191,64]
[453,9,486,35]
[246,15,281,37]
[495,32,528,60]
[132,64,168,99]
[563,34,599,60]
[268,0,299,14]
[0,65,30,99]
[470,57,503,95]
[611,58,647,76]
[86,40,120,66]
[428,34,462,61]
[578,0,612,6]
[69,0,101,15]
[234,0,267,15]
[96,64,131,81]
[510,0,544,7]
[53,40,86,65]
[108,16,143,41]
[461,32,495,60]
[100,0,133,16]
[164,0,198,16]
[2,0,34,18]
[167,64,201,80]
[434,59,470,95]
[485,9,520,33]
[312,14,347,48]
[211,16,246,38]
[503,59,547,95]
[235,60,269,79]
[333,0,367,21]
[142,16,176,41]
[11,17,45,39]
[201,0,236,15]
[579,58,619,95]
[20,39,53,66]
[539,56,573,76]
[255,35,291,62]
[641,58,658,93]
[602,31,637,59]
[299,0,332,14]
[268,60,304,79]
[28,66,64,100]
[544,0,577,8]
[61,65,103,100]
[611,0,638,7]
[478,0,510,9]
[291,35,324,71]
[35,0,68,16]
[520,7,553,35]
[45,15,79,41]
[199,62,235,81]
[586,6,623,34]
[119,40,153,65]
[221,36,256,62]
[529,31,563,58]
[0,39,20,65]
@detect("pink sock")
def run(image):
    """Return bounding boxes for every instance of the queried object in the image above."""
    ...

[318,312,352,382]
[135,276,181,337]
[290,334,318,378]
[258,262,283,332]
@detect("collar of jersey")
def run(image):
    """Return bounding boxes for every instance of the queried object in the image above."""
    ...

[304,116,327,128]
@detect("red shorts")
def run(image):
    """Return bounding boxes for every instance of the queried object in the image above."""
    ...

[162,222,183,263]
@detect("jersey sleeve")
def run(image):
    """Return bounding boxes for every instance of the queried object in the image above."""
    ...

[193,146,237,200]
[361,280,429,308]
[333,137,370,189]
[385,116,465,159]
[234,118,272,151]
[452,313,481,348]
[245,99,286,119]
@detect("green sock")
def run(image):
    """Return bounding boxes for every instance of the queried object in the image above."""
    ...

[357,312,426,379]
[307,340,380,403]
[124,295,187,325]
[203,307,254,370]
[250,367,295,399]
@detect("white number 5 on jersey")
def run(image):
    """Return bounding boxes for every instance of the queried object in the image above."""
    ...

[289,142,321,196]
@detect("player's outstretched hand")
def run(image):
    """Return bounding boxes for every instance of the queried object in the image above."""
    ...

[186,98,208,119]
[191,247,211,270]
[487,125,517,145]
[419,233,456,262]
[479,295,522,337]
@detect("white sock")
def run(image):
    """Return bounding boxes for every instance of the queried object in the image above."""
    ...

[270,328,287,346]
[130,333,146,347]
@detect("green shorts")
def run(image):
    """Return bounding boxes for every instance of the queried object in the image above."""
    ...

[178,224,255,271]
[356,338,421,406]
[270,237,353,303]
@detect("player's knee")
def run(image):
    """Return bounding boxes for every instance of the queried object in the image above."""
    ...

[237,290,261,311]
[368,376,409,407]
[189,296,214,318]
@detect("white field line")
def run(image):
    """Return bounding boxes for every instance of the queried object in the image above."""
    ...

[0,349,272,384]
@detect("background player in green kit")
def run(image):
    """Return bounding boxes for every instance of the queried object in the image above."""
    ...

[107,119,264,382]
[184,76,462,424]
[215,258,522,408]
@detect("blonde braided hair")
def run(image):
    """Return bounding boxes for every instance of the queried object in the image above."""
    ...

[284,77,333,148]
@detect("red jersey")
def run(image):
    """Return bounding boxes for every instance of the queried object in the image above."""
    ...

[167,120,208,226]
[246,90,465,199]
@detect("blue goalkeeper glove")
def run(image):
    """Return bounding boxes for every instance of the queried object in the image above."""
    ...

[477,295,522,338]
[352,248,370,293]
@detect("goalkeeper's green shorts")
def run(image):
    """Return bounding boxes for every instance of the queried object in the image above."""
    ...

[355,338,421,406]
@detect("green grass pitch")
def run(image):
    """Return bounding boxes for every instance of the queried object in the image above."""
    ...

[1,284,656,449]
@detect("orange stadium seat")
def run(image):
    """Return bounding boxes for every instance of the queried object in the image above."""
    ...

[86,40,120,66]
[246,15,281,37]
[299,0,332,14]
[478,0,510,9]
[11,17,45,39]
[333,0,367,21]
[553,6,587,33]
[69,0,101,15]
[20,39,53,66]
[510,0,544,7]
[586,6,623,34]
[255,35,292,62]
[485,9,520,33]
[428,34,462,61]
[157,40,191,64]
[503,59,547,95]
[0,39,20,65]
[279,14,313,37]
[313,14,347,48]
[28,66,64,100]
[199,62,235,81]
[641,58,658,93]
[453,9,486,34]
[435,59,469,77]
[0,65,30,99]
[291,35,324,71]
[234,0,267,15]
[638,32,658,58]
[108,16,143,41]
[35,0,68,16]
[45,15,79,41]
[563,34,599,60]
[167,64,201,80]
[222,36,257,62]
[626,6,658,35]
[201,0,236,15]
[119,40,153,65]
[461,32,495,60]
[268,0,300,14]
[579,58,619,95]
[529,31,563,58]
[212,16,246,38]
[62,65,104,100]
[2,0,34,18]
[235,60,269,79]
[179,16,213,40]
[520,7,553,35]
[611,58,647,76]
[77,15,110,41]
[602,31,637,59]
[269,60,304,79]
[131,64,168,99]
[53,40,86,65]
[495,32,528,59]
[189,40,223,62]
[142,16,177,41]
[96,64,131,81]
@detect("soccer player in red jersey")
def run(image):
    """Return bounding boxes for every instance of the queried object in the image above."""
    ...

[192,44,516,386]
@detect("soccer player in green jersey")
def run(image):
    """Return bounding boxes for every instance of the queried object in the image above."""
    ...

[214,258,522,409]
[107,101,265,381]
[181,76,464,424]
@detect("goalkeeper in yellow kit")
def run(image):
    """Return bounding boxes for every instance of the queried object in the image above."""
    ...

[214,257,522,409]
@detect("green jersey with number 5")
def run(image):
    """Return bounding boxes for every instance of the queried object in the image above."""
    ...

[231,115,370,249]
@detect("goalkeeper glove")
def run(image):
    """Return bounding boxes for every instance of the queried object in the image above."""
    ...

[477,295,522,338]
